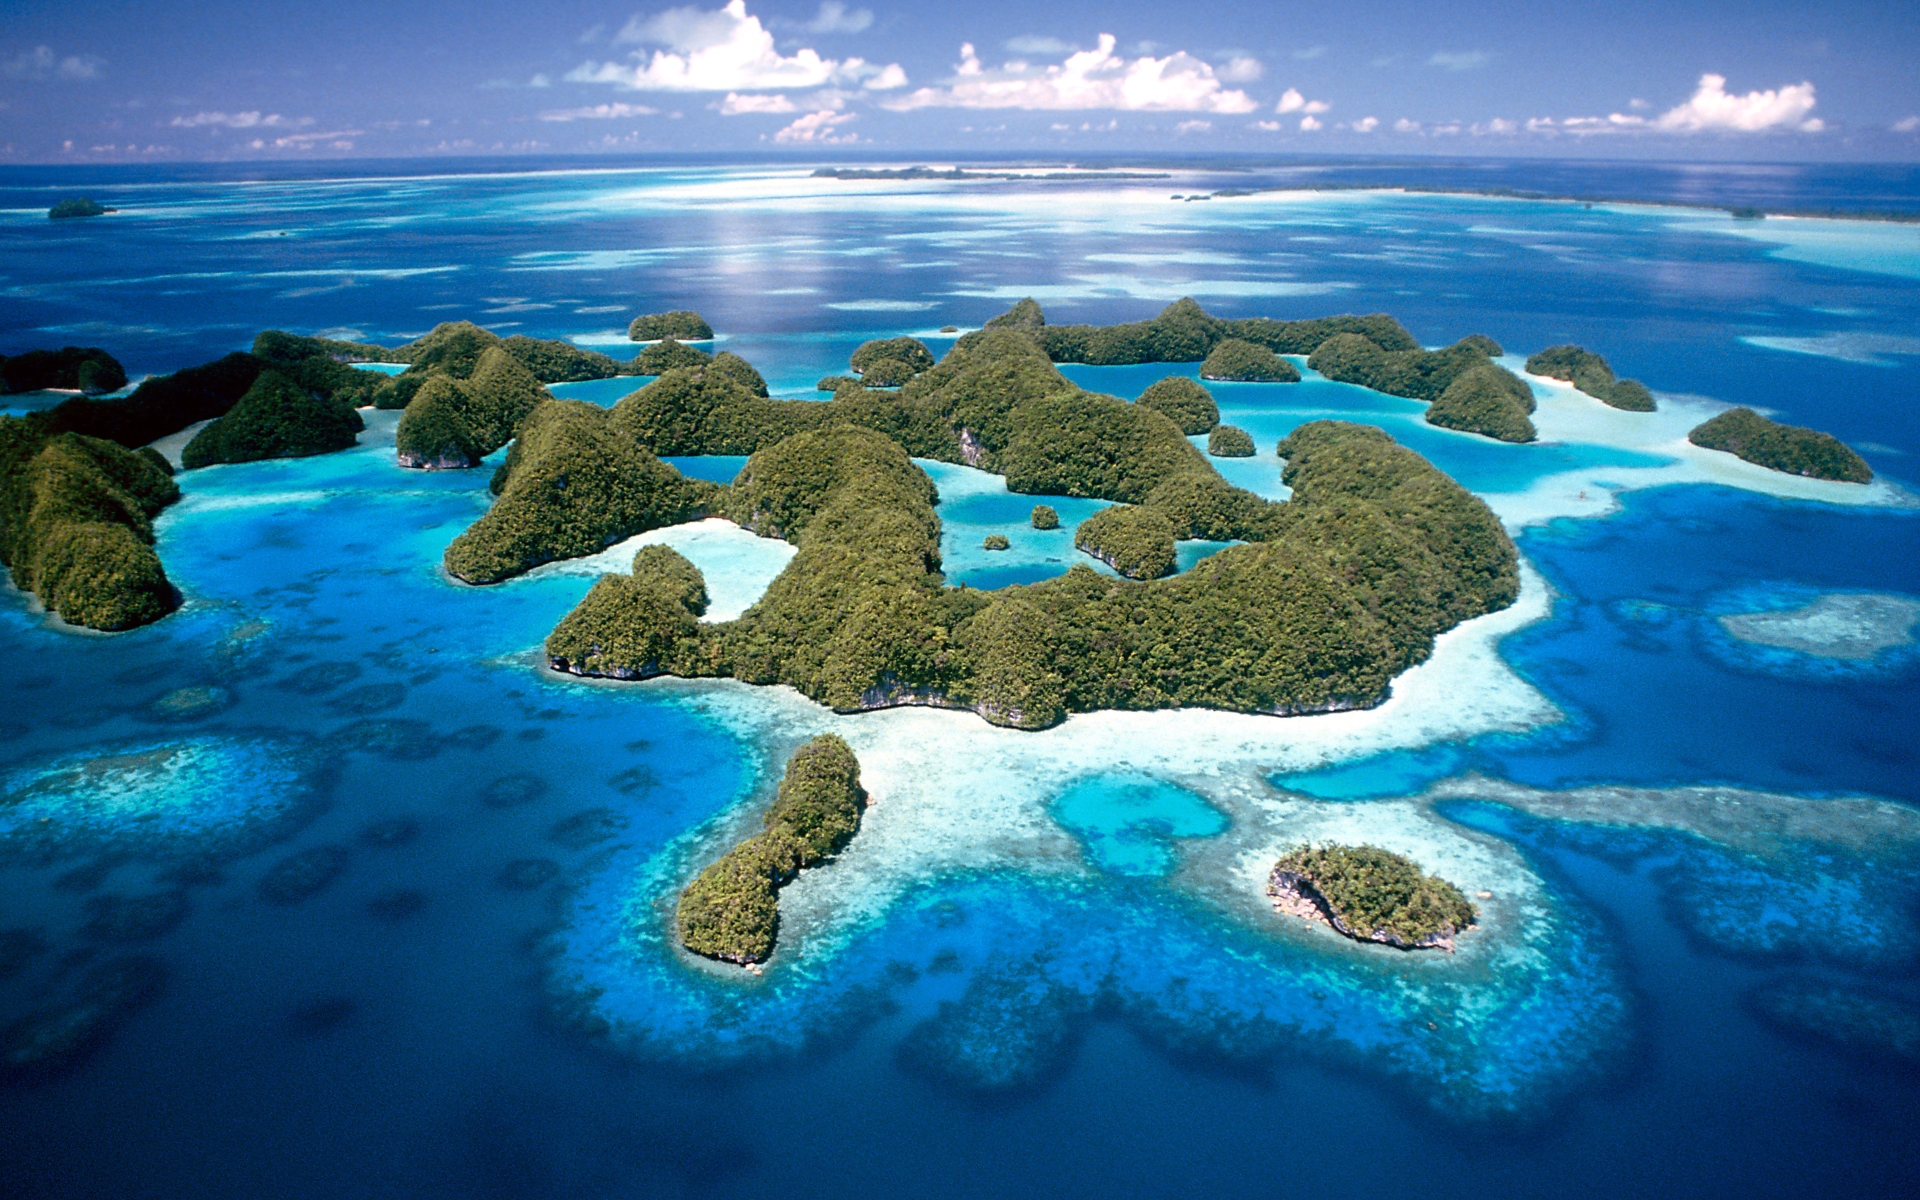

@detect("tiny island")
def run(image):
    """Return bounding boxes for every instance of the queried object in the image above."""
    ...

[1268,843,1477,951]
[48,197,114,220]
[1688,407,1873,483]
[1525,345,1657,412]
[676,734,866,965]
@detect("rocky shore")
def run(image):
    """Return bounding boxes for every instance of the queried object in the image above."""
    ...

[1267,863,1466,952]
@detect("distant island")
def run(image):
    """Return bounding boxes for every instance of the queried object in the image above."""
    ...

[812,166,1170,182]
[1,346,127,395]
[677,734,866,965]
[48,197,115,220]
[1688,407,1873,483]
[1267,844,1477,951]
[1200,338,1300,383]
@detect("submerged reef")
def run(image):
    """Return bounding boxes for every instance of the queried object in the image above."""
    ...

[0,736,326,866]
[0,955,165,1083]
[1718,592,1920,659]
[1268,843,1477,951]
[0,346,127,396]
[0,422,180,629]
[1525,345,1657,412]
[1200,338,1301,383]
[628,311,714,342]
[1747,978,1920,1065]
[676,734,865,964]
[1687,407,1873,483]
[1135,376,1219,435]
[534,300,1519,728]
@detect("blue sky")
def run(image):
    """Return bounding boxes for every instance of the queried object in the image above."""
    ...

[3,0,1917,162]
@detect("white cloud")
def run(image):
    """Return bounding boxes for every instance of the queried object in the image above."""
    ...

[530,73,553,88]
[1654,73,1821,132]
[571,1,899,91]
[1895,116,1920,133]
[1006,35,1074,56]
[884,34,1257,113]
[772,108,857,143]
[719,92,796,114]
[1394,118,1420,133]
[1350,116,1378,132]
[1476,117,1517,134]
[1217,56,1262,83]
[1293,45,1327,60]
[538,102,661,121]
[805,2,872,34]
[1629,97,1650,110]
[1428,50,1490,71]
[1275,88,1328,114]
[170,111,311,129]
[1299,115,1322,131]
[1253,120,1281,131]
[1176,119,1212,134]
[4,45,102,81]
[862,62,908,90]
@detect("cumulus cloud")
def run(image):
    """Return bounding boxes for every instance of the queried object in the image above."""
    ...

[863,62,908,90]
[538,102,661,121]
[1275,88,1328,114]
[4,45,102,81]
[1428,50,1490,71]
[1350,116,1379,132]
[1299,115,1322,131]
[1217,56,1262,83]
[805,2,872,34]
[1394,118,1420,133]
[772,109,857,143]
[719,92,796,114]
[1175,119,1212,133]
[569,1,900,92]
[170,111,311,129]
[886,34,1256,113]
[1253,120,1281,131]
[1895,116,1920,133]
[1653,73,1821,132]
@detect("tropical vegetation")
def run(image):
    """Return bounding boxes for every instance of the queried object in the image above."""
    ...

[1688,407,1873,482]
[1524,345,1657,411]
[1270,843,1476,949]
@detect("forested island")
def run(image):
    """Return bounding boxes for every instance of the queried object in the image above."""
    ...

[1688,407,1873,482]
[1267,844,1477,951]
[48,197,113,219]
[1,346,127,395]
[1524,345,1657,411]
[676,735,866,964]
[531,298,1521,729]
[628,311,713,342]
[1208,425,1255,457]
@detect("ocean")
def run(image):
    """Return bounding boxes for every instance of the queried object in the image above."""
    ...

[2,156,1918,1198]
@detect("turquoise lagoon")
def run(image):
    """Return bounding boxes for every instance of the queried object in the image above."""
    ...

[1,159,1919,1198]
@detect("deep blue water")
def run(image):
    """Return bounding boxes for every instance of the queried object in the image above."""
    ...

[3,159,1920,1198]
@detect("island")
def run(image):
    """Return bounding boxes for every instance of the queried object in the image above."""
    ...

[48,197,114,220]
[1030,504,1059,530]
[1267,844,1477,951]
[181,370,365,467]
[395,345,547,469]
[675,735,866,965]
[0,422,179,629]
[528,298,1520,730]
[0,346,128,396]
[628,311,714,342]
[1424,362,1538,443]
[1207,425,1255,457]
[1200,338,1301,383]
[1524,345,1657,411]
[1136,377,1219,435]
[1687,407,1873,482]
[983,534,1010,551]
[1074,505,1176,579]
